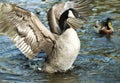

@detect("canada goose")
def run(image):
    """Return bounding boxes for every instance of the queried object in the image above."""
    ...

[94,18,114,38]
[0,0,93,73]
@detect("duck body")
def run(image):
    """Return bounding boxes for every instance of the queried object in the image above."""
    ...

[43,28,80,73]
[94,18,114,36]
[99,27,113,35]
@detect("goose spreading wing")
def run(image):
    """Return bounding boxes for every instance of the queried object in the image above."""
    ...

[0,3,55,59]
[0,0,93,59]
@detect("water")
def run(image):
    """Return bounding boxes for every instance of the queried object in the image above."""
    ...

[0,0,120,83]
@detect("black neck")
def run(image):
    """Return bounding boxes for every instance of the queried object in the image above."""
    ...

[59,9,70,34]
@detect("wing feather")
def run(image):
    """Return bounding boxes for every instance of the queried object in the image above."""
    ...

[53,0,93,19]
[0,3,55,59]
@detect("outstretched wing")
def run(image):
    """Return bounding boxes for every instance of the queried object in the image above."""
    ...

[48,0,93,34]
[0,3,55,59]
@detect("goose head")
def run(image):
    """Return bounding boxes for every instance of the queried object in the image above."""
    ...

[59,8,85,34]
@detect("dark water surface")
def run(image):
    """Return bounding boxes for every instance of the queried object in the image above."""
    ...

[0,0,120,83]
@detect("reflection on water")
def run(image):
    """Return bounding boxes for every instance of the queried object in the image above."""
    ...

[0,0,120,83]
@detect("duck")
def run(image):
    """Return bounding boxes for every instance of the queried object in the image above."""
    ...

[0,0,93,73]
[94,18,114,38]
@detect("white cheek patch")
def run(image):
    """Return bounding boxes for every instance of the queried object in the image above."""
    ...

[68,10,75,18]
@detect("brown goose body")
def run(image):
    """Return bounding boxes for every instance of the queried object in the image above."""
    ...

[0,0,93,73]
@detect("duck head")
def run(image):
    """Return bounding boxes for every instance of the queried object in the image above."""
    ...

[106,18,113,30]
